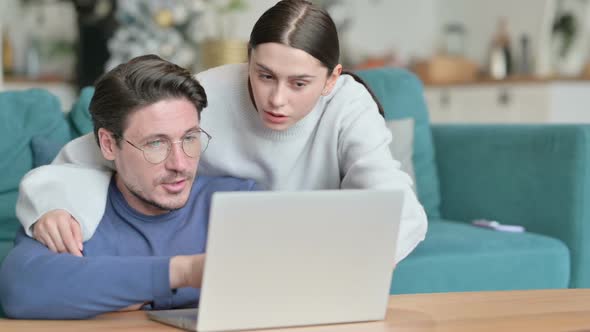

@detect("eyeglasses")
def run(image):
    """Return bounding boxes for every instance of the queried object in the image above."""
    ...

[122,129,212,164]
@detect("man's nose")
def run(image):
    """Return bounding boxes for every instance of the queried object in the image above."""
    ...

[165,141,190,171]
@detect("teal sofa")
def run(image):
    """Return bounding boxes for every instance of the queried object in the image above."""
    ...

[0,68,588,317]
[358,68,586,293]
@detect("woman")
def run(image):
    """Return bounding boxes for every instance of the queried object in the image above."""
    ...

[18,0,427,263]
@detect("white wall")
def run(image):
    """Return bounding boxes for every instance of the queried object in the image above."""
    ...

[200,0,438,67]
[1,0,76,77]
[0,18,3,87]
[4,1,579,75]
[222,0,578,72]
[436,0,553,69]
[0,0,22,86]
[345,0,437,64]
[3,0,438,71]
[3,1,27,75]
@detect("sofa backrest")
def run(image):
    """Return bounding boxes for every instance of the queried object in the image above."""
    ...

[357,68,441,218]
[68,87,95,137]
[0,89,72,242]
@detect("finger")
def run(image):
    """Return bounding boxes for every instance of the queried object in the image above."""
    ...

[40,232,59,253]
[70,217,84,252]
[32,216,53,243]
[34,224,56,251]
[118,303,145,312]
[58,219,82,257]
[47,222,67,253]
[33,227,47,247]
[32,223,44,242]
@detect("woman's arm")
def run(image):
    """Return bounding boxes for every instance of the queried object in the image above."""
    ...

[338,101,428,264]
[16,133,114,241]
[52,133,115,168]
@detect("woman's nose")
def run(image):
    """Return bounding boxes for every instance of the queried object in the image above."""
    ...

[269,84,287,108]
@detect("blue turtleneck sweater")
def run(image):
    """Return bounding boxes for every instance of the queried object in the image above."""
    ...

[0,175,256,319]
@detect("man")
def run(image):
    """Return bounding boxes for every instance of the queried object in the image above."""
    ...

[0,55,256,319]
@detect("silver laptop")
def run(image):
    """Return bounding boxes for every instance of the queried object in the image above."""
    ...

[148,189,404,331]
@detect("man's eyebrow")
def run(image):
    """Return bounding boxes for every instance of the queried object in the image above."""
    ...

[184,126,200,134]
[140,127,200,141]
[255,63,316,79]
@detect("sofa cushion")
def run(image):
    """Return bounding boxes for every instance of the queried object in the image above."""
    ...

[432,124,590,288]
[390,219,570,294]
[357,68,441,218]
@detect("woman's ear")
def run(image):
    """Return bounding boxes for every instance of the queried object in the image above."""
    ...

[322,64,343,96]
[97,128,117,161]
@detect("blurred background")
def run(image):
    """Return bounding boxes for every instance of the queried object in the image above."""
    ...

[1,0,590,122]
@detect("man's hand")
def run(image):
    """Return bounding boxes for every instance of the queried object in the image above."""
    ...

[170,254,206,289]
[118,303,147,312]
[32,209,84,257]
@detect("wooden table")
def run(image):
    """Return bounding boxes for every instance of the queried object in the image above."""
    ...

[1,289,589,331]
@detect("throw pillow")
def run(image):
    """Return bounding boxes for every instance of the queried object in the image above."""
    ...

[387,118,416,190]
[30,136,66,168]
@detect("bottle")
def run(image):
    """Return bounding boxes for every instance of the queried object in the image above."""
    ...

[489,46,507,79]
[519,34,532,75]
[25,38,41,79]
[2,28,14,76]
[488,18,513,79]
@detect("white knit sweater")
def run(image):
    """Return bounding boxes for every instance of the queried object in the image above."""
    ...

[16,63,427,263]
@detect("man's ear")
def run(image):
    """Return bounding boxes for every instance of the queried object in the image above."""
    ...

[322,64,343,96]
[97,128,117,161]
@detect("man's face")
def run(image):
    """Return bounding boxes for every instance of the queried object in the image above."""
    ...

[248,42,340,131]
[99,98,200,215]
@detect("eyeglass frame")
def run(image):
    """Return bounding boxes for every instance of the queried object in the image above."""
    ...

[118,128,212,164]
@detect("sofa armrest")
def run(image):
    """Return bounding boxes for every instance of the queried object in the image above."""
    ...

[432,124,590,288]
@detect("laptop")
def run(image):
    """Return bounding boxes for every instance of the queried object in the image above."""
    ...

[148,189,404,331]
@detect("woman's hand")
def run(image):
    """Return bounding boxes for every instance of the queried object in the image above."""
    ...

[32,209,84,257]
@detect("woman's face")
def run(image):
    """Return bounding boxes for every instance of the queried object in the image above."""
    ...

[248,43,341,131]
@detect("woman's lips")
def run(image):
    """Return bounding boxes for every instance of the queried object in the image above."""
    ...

[263,111,289,124]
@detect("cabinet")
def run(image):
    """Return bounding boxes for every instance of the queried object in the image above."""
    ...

[424,81,590,123]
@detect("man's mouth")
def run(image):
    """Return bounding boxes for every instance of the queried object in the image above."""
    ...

[161,179,187,193]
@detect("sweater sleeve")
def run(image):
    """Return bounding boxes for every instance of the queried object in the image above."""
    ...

[0,230,173,319]
[338,100,427,264]
[16,133,113,240]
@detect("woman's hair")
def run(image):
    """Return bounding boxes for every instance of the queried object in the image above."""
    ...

[249,0,384,117]
[343,71,385,117]
[90,54,207,146]
[249,0,339,73]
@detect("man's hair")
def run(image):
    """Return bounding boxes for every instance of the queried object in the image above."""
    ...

[89,54,207,146]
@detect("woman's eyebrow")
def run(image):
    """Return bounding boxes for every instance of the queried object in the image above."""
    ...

[255,63,315,79]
